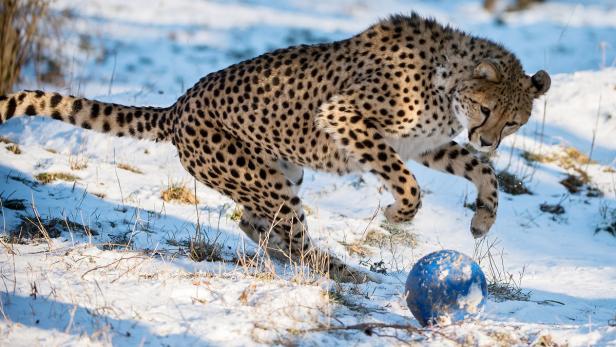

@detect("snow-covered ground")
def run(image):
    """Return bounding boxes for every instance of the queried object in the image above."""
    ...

[1,0,616,345]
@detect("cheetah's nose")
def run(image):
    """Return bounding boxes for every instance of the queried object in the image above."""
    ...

[479,137,493,148]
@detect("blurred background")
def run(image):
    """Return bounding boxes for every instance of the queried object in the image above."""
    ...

[2,0,615,101]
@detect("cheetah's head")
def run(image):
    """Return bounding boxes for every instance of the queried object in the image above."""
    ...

[452,60,550,152]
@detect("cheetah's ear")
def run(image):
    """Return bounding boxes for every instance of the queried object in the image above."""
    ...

[529,70,551,97]
[473,60,501,83]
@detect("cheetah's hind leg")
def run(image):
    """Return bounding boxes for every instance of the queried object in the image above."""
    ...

[276,159,304,195]
[176,124,374,282]
[238,203,377,283]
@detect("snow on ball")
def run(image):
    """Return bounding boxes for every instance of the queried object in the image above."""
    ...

[405,250,487,326]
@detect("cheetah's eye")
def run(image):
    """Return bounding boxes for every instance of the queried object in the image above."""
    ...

[480,106,491,117]
[505,121,518,128]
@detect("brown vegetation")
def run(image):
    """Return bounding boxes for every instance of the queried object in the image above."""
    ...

[35,171,79,184]
[365,225,417,248]
[0,0,56,94]
[522,146,595,183]
[69,155,88,170]
[161,182,199,204]
[497,170,532,195]
[6,215,97,243]
[5,143,21,154]
[1,136,21,153]
[0,196,26,210]
[483,0,545,12]
[522,146,604,196]
[117,163,143,174]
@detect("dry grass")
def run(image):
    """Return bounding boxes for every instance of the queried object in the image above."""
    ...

[596,204,616,237]
[188,235,223,262]
[539,202,565,215]
[295,321,448,344]
[1,0,46,94]
[289,248,332,284]
[102,232,131,251]
[522,146,595,185]
[302,204,314,216]
[68,154,88,170]
[234,221,332,284]
[6,215,98,244]
[0,137,20,154]
[165,227,224,263]
[474,237,530,302]
[340,241,372,257]
[5,143,20,154]
[91,191,106,199]
[117,163,143,174]
[35,171,79,184]
[497,170,532,195]
[9,174,39,188]
[0,196,26,211]
[161,181,199,204]
[235,235,278,282]
[379,220,406,235]
[228,205,243,221]
[327,285,371,314]
[559,174,584,194]
[0,136,14,144]
[0,0,64,94]
[366,223,418,248]
[557,174,603,197]
[522,146,596,169]
[483,0,545,12]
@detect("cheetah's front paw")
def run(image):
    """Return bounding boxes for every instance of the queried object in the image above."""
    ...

[384,201,420,224]
[470,204,496,238]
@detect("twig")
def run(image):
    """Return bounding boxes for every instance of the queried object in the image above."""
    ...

[557,4,577,45]
[108,51,117,96]
[80,255,144,280]
[112,149,127,211]
[299,322,458,343]
[29,193,52,249]
[64,304,78,334]
[193,177,200,237]
[359,204,381,239]
[503,134,518,173]
[110,257,148,283]
[586,94,601,172]
[0,198,16,255]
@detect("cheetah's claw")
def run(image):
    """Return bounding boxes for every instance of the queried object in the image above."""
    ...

[470,204,496,238]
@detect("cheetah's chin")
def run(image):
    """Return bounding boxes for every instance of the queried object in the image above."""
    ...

[469,141,496,154]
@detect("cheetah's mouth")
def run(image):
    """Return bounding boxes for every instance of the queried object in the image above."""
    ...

[468,137,498,154]
[469,140,491,153]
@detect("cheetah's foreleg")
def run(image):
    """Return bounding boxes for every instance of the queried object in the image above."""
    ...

[419,141,498,238]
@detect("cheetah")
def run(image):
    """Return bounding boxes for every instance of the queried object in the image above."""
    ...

[0,13,550,281]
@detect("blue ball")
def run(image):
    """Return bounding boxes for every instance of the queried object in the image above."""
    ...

[405,250,487,326]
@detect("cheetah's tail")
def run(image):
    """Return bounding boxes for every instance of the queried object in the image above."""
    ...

[0,90,174,142]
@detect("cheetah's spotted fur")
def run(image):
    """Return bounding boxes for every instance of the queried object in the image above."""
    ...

[0,14,550,282]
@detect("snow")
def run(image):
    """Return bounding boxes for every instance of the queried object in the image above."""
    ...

[460,282,484,314]
[1,0,616,346]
